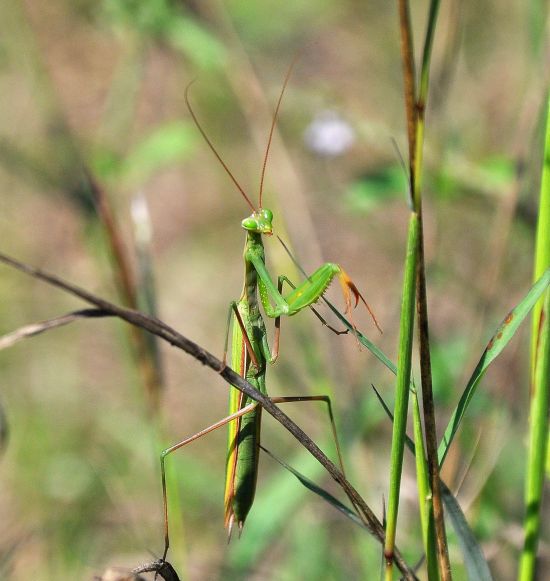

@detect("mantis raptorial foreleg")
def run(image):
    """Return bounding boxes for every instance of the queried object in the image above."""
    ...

[277,275,349,336]
[250,253,382,335]
[160,393,347,557]
[222,276,286,371]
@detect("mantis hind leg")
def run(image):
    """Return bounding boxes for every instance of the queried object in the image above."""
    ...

[269,394,364,517]
[160,402,258,561]
[269,395,346,477]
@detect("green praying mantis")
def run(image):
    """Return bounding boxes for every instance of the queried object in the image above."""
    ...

[160,66,382,560]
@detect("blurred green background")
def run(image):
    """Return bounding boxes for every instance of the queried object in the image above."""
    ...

[0,0,548,579]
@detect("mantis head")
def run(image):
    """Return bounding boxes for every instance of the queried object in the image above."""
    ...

[241,208,274,235]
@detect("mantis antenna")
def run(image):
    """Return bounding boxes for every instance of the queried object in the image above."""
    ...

[258,55,300,208]
[185,82,257,213]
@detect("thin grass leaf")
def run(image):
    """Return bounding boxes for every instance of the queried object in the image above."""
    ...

[438,267,550,465]
[385,212,419,562]
[325,298,397,373]
[440,481,493,581]
[410,0,452,573]
[534,85,550,288]
[520,95,550,579]
[374,385,493,580]
[530,94,550,378]
[260,446,369,531]
[228,450,324,570]
[411,388,438,581]
[329,258,550,471]
[520,247,550,565]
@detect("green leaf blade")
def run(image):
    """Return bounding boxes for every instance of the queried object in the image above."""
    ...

[438,267,550,466]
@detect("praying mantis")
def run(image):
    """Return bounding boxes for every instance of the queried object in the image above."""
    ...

[160,66,381,560]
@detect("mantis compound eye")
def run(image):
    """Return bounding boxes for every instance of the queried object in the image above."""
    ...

[241,217,258,230]
[262,208,273,222]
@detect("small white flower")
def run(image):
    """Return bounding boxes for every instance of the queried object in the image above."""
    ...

[304,110,355,157]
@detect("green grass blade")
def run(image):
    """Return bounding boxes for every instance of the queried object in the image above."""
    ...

[412,388,438,580]
[532,97,550,286]
[440,481,493,581]
[520,94,550,581]
[227,438,340,571]
[260,446,370,531]
[530,95,550,378]
[438,268,550,466]
[324,298,397,373]
[519,290,550,580]
[385,212,419,563]
[374,385,493,580]
[227,452,322,571]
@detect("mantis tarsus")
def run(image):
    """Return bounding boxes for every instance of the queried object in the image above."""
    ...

[160,65,381,559]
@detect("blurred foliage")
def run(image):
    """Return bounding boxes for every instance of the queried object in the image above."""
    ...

[103,0,227,69]
[0,0,548,579]
[346,165,406,211]
[93,120,197,187]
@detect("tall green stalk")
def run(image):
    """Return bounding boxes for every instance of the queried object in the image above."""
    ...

[530,95,550,370]
[412,1,450,575]
[386,0,449,579]
[519,94,550,581]
[384,213,419,581]
[412,387,439,580]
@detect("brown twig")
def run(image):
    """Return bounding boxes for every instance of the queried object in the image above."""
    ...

[0,308,110,350]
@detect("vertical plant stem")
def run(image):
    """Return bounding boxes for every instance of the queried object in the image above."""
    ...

[398,0,417,187]
[412,387,439,580]
[397,0,450,578]
[519,290,550,581]
[519,94,550,581]
[385,9,420,580]
[416,225,451,580]
[85,170,163,413]
[385,213,419,580]
[415,1,451,577]
[530,95,550,377]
